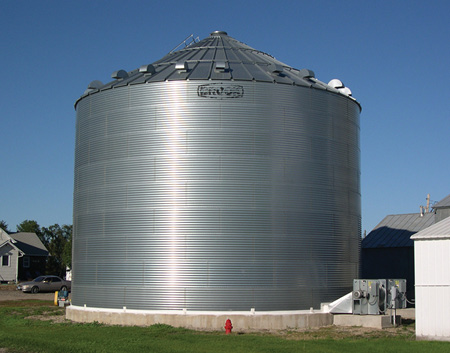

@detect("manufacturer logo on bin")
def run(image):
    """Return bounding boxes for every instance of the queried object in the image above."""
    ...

[197,83,244,99]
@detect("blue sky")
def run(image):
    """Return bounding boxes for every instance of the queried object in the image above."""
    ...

[1,0,449,234]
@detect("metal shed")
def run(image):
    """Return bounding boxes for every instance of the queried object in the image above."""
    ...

[412,216,450,341]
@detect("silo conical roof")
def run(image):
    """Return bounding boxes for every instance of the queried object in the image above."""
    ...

[78,31,359,108]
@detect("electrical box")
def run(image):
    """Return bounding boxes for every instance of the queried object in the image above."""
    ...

[352,278,407,315]
[352,279,386,315]
[387,279,407,309]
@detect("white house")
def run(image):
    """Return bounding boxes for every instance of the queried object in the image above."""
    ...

[0,228,49,283]
[0,228,21,283]
[412,216,450,341]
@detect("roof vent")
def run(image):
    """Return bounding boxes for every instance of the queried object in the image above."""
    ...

[215,61,227,72]
[328,79,352,96]
[210,31,228,36]
[338,87,352,96]
[299,69,315,78]
[175,61,189,73]
[269,63,284,75]
[328,79,344,89]
[111,70,128,80]
[139,64,156,74]
[87,80,103,90]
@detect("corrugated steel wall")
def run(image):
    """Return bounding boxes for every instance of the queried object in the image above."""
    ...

[72,80,361,311]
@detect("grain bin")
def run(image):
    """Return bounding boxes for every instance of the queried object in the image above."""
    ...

[71,31,361,312]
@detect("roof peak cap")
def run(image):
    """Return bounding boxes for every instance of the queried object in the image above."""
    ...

[210,30,228,36]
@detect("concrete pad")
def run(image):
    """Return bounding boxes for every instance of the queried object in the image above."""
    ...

[333,314,401,329]
[396,308,415,320]
[66,305,333,331]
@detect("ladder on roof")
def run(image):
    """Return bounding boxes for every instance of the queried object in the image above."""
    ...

[169,34,200,54]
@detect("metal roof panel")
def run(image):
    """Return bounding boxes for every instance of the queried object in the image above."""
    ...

[186,48,208,61]
[412,216,450,239]
[434,194,450,208]
[215,47,227,61]
[187,62,213,80]
[228,62,253,81]
[201,48,216,60]
[362,213,435,248]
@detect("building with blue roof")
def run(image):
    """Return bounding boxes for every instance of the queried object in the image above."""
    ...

[362,194,450,301]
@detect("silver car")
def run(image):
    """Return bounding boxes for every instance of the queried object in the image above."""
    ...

[17,275,71,294]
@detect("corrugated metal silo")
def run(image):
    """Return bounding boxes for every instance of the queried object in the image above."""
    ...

[72,31,361,311]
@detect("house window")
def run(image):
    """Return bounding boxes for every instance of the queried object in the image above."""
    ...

[23,256,30,268]
[1,255,9,267]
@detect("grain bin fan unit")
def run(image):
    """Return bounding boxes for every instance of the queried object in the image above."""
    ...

[352,279,406,315]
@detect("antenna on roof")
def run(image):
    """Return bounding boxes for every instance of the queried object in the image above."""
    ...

[420,194,431,216]
[169,34,199,54]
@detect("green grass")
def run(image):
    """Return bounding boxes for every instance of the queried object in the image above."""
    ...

[0,301,449,353]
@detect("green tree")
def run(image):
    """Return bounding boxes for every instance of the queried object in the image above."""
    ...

[62,226,73,270]
[16,220,44,244]
[0,220,10,233]
[42,224,72,277]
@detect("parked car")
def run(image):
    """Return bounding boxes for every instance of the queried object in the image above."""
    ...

[17,275,71,294]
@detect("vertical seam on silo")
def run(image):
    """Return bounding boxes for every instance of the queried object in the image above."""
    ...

[105,111,108,138]
[252,131,255,155]
[127,85,130,110]
[219,208,222,234]
[103,163,106,187]
[207,260,210,287]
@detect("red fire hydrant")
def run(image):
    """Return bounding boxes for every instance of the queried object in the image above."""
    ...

[224,319,233,334]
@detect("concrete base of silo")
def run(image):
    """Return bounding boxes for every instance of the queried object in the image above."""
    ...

[66,305,333,331]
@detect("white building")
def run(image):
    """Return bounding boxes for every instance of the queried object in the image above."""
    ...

[0,228,49,283]
[412,216,450,341]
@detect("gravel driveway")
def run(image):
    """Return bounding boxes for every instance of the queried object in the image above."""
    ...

[0,288,57,302]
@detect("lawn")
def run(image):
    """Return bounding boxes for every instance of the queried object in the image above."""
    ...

[0,300,449,353]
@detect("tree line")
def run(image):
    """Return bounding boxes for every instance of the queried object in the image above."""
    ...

[0,219,72,278]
